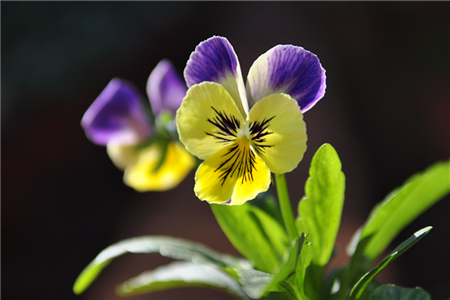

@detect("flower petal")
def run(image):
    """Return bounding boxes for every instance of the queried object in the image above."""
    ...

[248,93,307,174]
[176,82,245,160]
[106,143,140,170]
[124,141,195,192]
[246,45,326,112]
[194,137,271,205]
[184,36,248,117]
[81,79,152,145]
[146,59,187,115]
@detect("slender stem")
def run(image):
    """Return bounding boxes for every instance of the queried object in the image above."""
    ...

[280,280,303,300]
[275,173,298,241]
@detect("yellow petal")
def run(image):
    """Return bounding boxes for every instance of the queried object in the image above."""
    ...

[106,143,140,170]
[248,93,307,174]
[220,74,249,119]
[194,137,271,205]
[124,141,195,191]
[176,82,245,160]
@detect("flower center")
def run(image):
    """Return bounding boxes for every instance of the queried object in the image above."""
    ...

[205,107,277,187]
[215,136,257,186]
[249,116,275,156]
[236,125,250,140]
[205,106,275,153]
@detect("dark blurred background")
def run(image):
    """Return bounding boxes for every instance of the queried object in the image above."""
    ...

[2,2,449,300]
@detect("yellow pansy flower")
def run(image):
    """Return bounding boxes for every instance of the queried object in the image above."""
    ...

[176,36,326,204]
[82,60,195,192]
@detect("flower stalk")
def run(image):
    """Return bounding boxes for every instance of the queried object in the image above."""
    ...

[275,173,298,241]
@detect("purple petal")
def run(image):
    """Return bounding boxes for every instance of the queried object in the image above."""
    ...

[184,36,239,86]
[147,60,187,115]
[184,36,249,117]
[247,45,326,112]
[81,78,152,146]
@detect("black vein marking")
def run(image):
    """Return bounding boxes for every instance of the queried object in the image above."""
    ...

[215,141,257,186]
[249,116,275,155]
[206,107,241,143]
[206,108,276,186]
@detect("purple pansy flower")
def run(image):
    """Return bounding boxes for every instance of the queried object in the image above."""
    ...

[81,60,194,191]
[82,60,187,145]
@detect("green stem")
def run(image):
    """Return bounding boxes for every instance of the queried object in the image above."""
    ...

[280,280,303,300]
[275,173,298,241]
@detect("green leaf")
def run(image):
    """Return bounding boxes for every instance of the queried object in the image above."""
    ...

[73,236,250,295]
[295,236,313,300]
[357,160,450,260]
[250,192,284,227]
[350,227,432,299]
[234,234,312,300]
[264,291,297,300]
[297,143,346,267]
[211,202,290,273]
[117,261,250,299]
[368,285,430,300]
[235,269,274,299]
[269,236,304,292]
